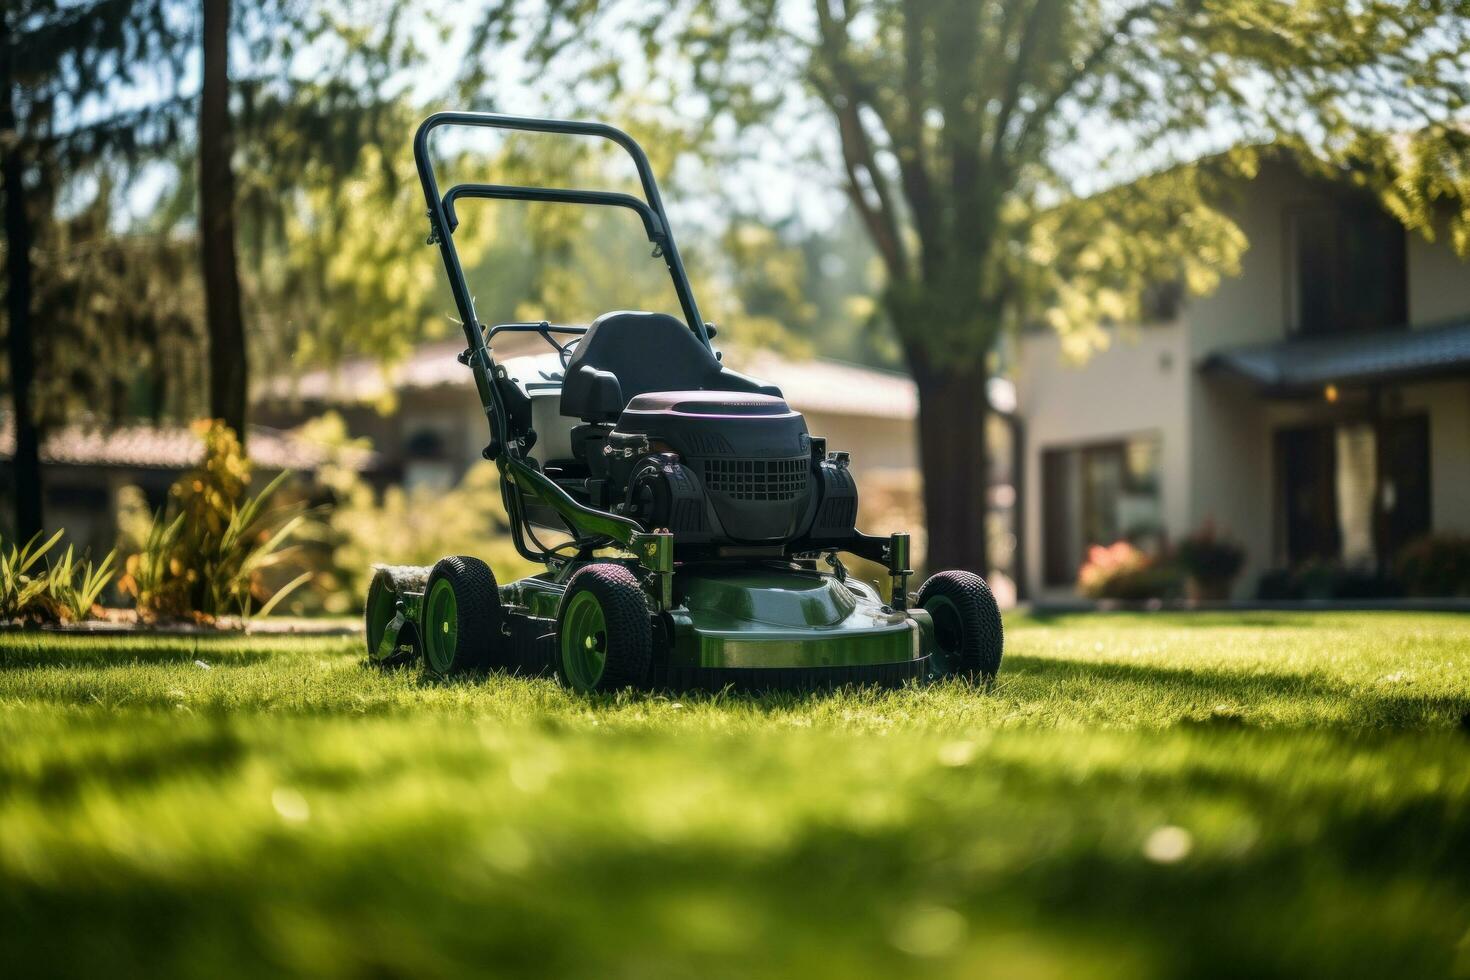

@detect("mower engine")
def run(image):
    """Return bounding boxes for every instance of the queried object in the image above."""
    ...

[601,391,859,547]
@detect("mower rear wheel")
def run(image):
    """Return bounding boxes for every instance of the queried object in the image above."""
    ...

[421,556,501,679]
[556,564,651,693]
[917,570,1004,680]
[364,570,420,668]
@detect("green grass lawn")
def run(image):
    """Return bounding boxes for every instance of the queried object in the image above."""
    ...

[1,612,1468,979]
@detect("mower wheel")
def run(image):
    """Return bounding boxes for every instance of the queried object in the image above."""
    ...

[916,570,1004,680]
[364,568,424,668]
[556,564,652,693]
[421,555,501,679]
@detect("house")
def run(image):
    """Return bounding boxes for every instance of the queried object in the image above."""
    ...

[1015,155,1470,599]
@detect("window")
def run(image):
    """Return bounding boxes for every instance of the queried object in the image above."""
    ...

[1286,202,1406,337]
[1042,435,1164,587]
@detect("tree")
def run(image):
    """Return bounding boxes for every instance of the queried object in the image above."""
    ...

[0,15,40,539]
[477,0,1470,574]
[0,0,186,538]
[200,0,248,438]
[193,0,436,427]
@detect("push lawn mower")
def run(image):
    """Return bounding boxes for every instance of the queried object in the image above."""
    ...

[364,111,1003,692]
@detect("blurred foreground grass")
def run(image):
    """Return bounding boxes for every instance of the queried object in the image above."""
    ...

[1,612,1468,979]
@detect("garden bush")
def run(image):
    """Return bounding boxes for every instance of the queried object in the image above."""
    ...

[1394,533,1470,597]
[1255,561,1402,600]
[289,413,535,616]
[1174,521,1245,600]
[118,421,310,621]
[1076,541,1180,601]
[0,530,117,623]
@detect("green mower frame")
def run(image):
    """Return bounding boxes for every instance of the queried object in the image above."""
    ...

[363,110,1003,693]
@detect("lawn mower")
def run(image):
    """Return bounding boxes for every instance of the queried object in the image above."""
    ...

[363,110,1003,692]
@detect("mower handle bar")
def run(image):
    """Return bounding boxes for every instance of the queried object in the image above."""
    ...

[414,110,708,349]
[443,184,667,249]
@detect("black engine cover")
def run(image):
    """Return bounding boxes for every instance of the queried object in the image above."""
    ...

[610,391,818,544]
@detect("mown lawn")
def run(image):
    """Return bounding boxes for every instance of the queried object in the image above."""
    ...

[1,612,1467,979]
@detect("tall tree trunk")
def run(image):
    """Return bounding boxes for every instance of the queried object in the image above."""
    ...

[199,0,247,439]
[911,357,991,576]
[0,27,43,540]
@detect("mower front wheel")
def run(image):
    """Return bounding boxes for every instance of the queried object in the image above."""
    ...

[556,564,652,694]
[917,570,1004,680]
[421,556,501,679]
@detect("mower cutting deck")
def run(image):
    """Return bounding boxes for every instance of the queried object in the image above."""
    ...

[363,110,1002,693]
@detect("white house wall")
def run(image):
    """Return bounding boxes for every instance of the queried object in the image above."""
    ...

[1409,230,1470,326]
[1404,380,1470,534]
[1016,323,1192,598]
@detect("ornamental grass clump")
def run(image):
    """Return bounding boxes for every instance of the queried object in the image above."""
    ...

[0,530,64,622]
[47,545,117,621]
[120,421,311,621]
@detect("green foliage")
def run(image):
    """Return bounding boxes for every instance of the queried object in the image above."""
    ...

[1174,521,1247,594]
[0,529,64,622]
[119,421,310,620]
[46,545,118,622]
[491,0,1470,364]
[1255,562,1401,601]
[1,612,1468,976]
[305,449,537,615]
[1393,533,1470,598]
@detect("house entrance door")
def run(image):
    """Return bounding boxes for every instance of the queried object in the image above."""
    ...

[1377,415,1430,564]
[1275,415,1431,569]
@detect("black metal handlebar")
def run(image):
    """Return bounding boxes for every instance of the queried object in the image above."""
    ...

[413,110,708,348]
[442,184,668,250]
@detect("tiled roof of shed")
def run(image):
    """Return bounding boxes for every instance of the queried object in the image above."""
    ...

[1199,319,1470,393]
[0,419,374,472]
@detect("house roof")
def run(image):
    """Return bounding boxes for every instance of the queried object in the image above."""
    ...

[0,418,374,472]
[264,336,975,422]
[1199,318,1470,394]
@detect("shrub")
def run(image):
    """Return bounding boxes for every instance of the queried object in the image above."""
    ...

[1394,534,1470,598]
[1077,541,1180,601]
[47,545,117,621]
[302,456,536,616]
[0,530,65,622]
[1174,521,1246,600]
[119,421,311,621]
[1255,561,1402,600]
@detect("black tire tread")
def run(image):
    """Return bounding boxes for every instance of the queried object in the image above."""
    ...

[558,563,652,692]
[423,555,501,678]
[916,570,1004,679]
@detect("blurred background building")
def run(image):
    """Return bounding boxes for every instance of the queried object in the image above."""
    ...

[1017,153,1470,600]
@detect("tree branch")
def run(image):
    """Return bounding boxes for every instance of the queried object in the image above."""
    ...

[1010,0,1169,161]
[812,0,909,281]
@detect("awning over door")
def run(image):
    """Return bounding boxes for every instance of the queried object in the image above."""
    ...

[1199,319,1470,395]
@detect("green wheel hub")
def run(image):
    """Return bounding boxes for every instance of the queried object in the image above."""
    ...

[560,590,609,690]
[923,594,965,676]
[423,577,460,675]
[365,576,397,660]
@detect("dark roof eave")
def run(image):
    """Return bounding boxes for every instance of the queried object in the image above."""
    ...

[1198,319,1470,395]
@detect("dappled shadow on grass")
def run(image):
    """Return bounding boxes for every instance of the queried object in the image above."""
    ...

[1003,654,1470,730]
[1014,609,1468,630]
[0,634,348,670]
[0,724,247,805]
[3,743,1467,980]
